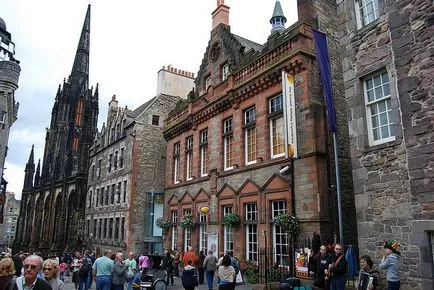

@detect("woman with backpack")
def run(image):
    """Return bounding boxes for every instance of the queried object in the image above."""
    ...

[181,259,198,290]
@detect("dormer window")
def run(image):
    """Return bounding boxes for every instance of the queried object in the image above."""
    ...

[222,64,230,81]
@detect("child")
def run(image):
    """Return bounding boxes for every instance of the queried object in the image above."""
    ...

[379,240,401,290]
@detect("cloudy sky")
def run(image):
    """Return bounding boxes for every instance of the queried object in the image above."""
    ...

[1,0,298,199]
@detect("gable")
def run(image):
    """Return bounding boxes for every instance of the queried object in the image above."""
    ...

[237,179,261,195]
[193,189,209,202]
[167,194,179,206]
[263,173,290,192]
[217,183,236,198]
[179,191,193,205]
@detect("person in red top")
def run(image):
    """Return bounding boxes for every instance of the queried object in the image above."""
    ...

[182,247,198,267]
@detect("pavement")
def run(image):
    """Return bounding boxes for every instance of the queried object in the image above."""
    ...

[61,276,254,290]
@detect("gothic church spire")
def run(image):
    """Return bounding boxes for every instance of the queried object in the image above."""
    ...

[23,145,35,189]
[70,4,91,99]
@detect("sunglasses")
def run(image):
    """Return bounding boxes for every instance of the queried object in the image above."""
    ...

[24,264,38,270]
[44,267,53,271]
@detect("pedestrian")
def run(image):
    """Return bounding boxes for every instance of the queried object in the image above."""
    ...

[203,250,218,290]
[172,248,180,277]
[59,259,68,282]
[92,250,114,290]
[0,257,16,290]
[124,251,137,290]
[198,250,205,284]
[217,255,235,290]
[138,253,149,273]
[112,252,127,290]
[379,240,401,290]
[225,251,239,284]
[71,252,81,290]
[42,258,64,290]
[163,250,175,286]
[311,245,332,289]
[182,247,198,268]
[326,244,347,290]
[13,255,51,290]
[181,259,198,290]
[78,251,92,290]
[358,255,381,290]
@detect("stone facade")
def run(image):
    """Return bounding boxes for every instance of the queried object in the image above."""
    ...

[0,192,20,247]
[0,17,20,218]
[13,5,99,255]
[162,0,357,267]
[85,96,133,256]
[338,0,433,288]
[85,67,193,255]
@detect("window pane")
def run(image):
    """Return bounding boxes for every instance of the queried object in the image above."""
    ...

[378,101,386,112]
[373,75,381,87]
[381,72,389,83]
[383,84,390,97]
[373,128,379,140]
[370,105,377,115]
[375,87,383,99]
[367,90,375,102]
[366,79,373,89]
[381,125,390,138]
[379,112,388,125]
[371,115,378,127]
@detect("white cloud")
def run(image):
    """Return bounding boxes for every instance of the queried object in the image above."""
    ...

[4,162,24,200]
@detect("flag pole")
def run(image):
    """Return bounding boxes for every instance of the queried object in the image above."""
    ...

[312,29,344,245]
[332,132,343,245]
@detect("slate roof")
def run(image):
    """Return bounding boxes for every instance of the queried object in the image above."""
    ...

[127,97,156,118]
[233,34,263,53]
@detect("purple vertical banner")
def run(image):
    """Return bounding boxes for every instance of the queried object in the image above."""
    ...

[313,29,337,133]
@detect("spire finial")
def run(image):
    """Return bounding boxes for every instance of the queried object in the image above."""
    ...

[70,5,91,79]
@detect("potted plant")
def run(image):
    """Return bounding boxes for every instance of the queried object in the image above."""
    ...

[273,213,299,235]
[180,213,197,230]
[155,217,172,230]
[222,213,241,227]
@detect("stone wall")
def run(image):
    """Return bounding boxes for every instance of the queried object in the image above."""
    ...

[339,0,433,288]
[130,94,182,254]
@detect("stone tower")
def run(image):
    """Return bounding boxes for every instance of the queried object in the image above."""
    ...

[14,5,99,254]
[0,16,20,204]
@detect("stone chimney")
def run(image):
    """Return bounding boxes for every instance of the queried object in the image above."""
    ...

[156,65,195,98]
[212,0,230,30]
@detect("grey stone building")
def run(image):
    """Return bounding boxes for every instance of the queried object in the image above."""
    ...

[337,0,433,288]
[13,5,99,255]
[85,66,194,255]
[0,192,20,247]
[0,17,20,213]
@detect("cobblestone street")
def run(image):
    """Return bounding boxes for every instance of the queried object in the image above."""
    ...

[61,276,254,290]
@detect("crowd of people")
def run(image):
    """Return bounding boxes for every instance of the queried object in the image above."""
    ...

[308,240,401,290]
[0,239,401,290]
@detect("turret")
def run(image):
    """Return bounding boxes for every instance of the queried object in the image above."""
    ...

[270,0,286,34]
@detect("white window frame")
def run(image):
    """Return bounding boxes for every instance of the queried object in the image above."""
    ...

[0,111,6,124]
[269,95,285,158]
[244,107,257,165]
[272,200,289,266]
[206,76,211,90]
[186,136,193,181]
[199,214,207,252]
[246,224,258,262]
[223,117,234,171]
[223,206,233,253]
[174,142,181,184]
[200,130,208,177]
[222,63,230,81]
[171,211,178,251]
[363,71,395,146]
[355,0,380,28]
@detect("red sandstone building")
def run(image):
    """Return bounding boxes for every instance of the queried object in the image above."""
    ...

[163,0,356,268]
